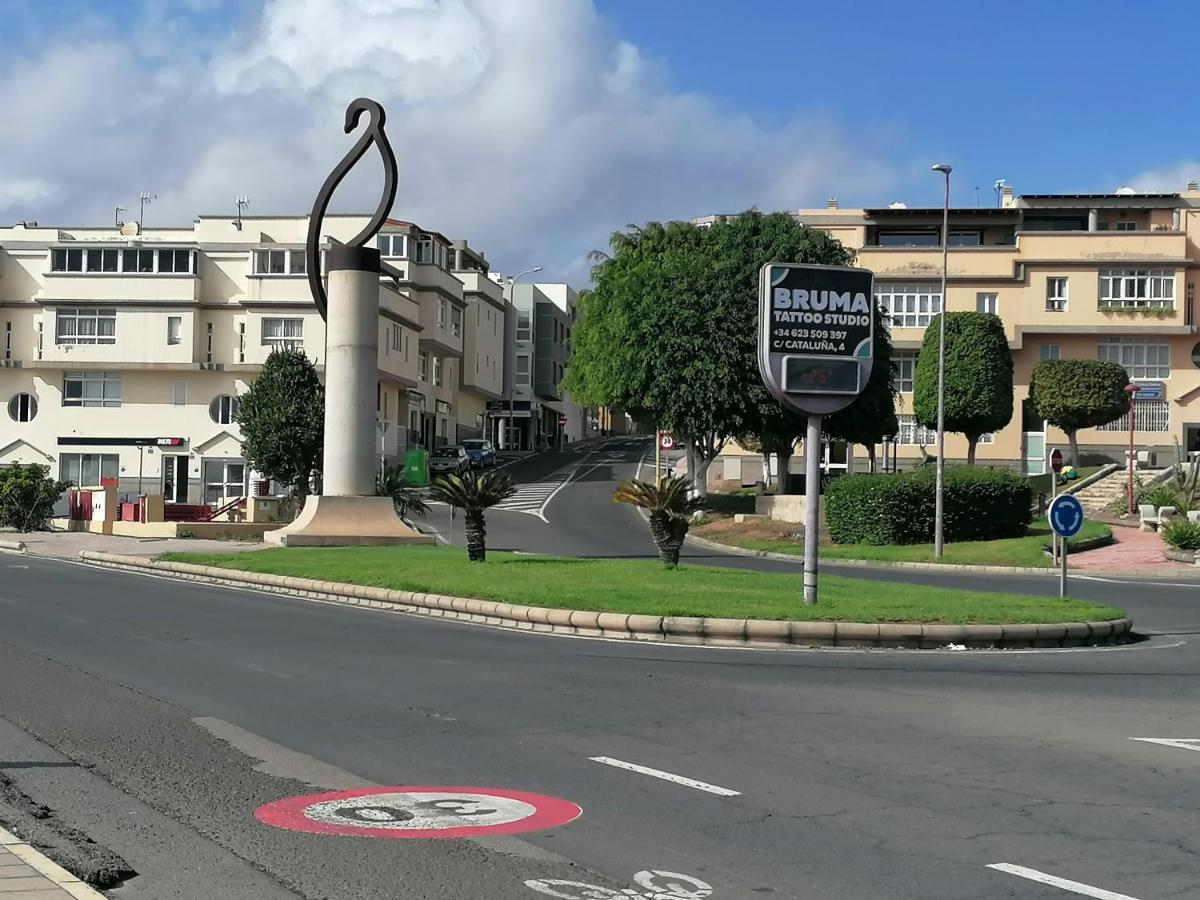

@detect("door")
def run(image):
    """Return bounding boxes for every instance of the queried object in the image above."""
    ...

[161,455,189,503]
[1022,397,1046,475]
[202,459,247,505]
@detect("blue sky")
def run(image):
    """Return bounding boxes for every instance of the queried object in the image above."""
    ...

[2,0,1197,282]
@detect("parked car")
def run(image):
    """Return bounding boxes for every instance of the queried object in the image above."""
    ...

[429,446,471,477]
[461,439,497,469]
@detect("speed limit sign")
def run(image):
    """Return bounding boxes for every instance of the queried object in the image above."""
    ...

[658,433,675,451]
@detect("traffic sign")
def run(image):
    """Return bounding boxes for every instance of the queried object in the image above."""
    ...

[255,786,581,840]
[658,433,675,451]
[1049,448,1063,474]
[1047,494,1084,539]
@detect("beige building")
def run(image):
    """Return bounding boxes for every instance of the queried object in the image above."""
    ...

[704,182,1200,475]
[0,213,504,504]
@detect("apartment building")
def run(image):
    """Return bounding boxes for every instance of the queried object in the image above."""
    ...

[0,213,503,503]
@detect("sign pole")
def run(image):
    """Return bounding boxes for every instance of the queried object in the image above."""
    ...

[1060,532,1068,598]
[655,431,662,486]
[1049,454,1057,564]
[803,414,822,606]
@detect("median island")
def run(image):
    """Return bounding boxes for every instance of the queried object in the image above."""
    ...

[160,546,1124,625]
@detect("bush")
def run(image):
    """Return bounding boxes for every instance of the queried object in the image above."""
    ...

[1161,518,1200,551]
[0,464,70,532]
[825,465,1031,545]
[1137,485,1191,512]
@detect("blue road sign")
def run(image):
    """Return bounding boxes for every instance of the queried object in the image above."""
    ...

[1048,494,1085,539]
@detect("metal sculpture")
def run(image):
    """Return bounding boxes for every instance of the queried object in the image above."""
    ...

[305,97,399,320]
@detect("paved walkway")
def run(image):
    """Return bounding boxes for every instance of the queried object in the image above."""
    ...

[0,829,101,899]
[1069,524,1192,572]
[1,530,265,560]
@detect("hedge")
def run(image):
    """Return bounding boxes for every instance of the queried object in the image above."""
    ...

[825,465,1032,545]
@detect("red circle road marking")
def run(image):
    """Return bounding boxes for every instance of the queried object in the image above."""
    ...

[254,786,582,839]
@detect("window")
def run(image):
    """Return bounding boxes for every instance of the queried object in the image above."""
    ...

[206,321,214,363]
[438,298,447,329]
[7,393,37,422]
[378,234,408,258]
[172,381,187,406]
[948,231,981,247]
[877,232,939,247]
[432,356,442,387]
[1039,344,1061,361]
[4,321,10,360]
[876,284,941,329]
[158,249,193,273]
[62,371,121,408]
[1098,269,1175,309]
[976,292,999,315]
[253,249,305,275]
[1098,399,1169,433]
[86,248,120,272]
[1098,338,1171,379]
[451,306,462,338]
[51,248,84,272]
[418,351,429,382]
[515,354,531,385]
[59,453,119,487]
[1046,277,1068,311]
[390,323,402,352]
[1116,221,1137,231]
[261,317,303,349]
[415,238,434,264]
[896,415,935,446]
[516,309,532,341]
[167,316,182,345]
[238,322,245,363]
[202,459,247,504]
[56,308,116,345]
[209,394,239,424]
[894,351,918,393]
[122,248,155,273]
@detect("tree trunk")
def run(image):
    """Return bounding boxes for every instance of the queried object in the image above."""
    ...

[465,511,487,562]
[761,452,773,491]
[691,455,711,499]
[648,512,680,565]
[966,436,978,465]
[1067,430,1080,468]
[867,444,877,474]
[777,449,793,494]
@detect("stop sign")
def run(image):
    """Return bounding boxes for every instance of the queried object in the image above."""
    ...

[1049,448,1063,474]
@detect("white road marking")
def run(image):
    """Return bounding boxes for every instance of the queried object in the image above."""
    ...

[493,452,613,522]
[589,756,740,796]
[526,869,713,899]
[987,863,1142,899]
[1130,737,1200,753]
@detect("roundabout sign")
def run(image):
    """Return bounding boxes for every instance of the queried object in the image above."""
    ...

[255,786,581,839]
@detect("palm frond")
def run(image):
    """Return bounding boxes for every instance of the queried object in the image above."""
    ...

[612,474,704,519]
[429,470,517,512]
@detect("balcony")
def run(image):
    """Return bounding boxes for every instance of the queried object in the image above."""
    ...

[40,273,199,304]
[856,245,1018,279]
[1016,229,1188,263]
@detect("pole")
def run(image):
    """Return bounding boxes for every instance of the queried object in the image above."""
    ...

[655,432,662,486]
[934,165,951,558]
[137,446,144,498]
[803,414,822,606]
[1059,529,1068,598]
[1127,393,1136,515]
[1049,455,1058,564]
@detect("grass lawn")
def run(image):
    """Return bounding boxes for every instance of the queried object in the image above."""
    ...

[160,545,1123,625]
[695,520,1111,569]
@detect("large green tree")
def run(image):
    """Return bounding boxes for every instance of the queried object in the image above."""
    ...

[823,303,899,472]
[913,312,1013,464]
[565,211,853,495]
[1029,358,1130,466]
[235,348,325,500]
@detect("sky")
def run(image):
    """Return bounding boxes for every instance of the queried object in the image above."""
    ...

[2,0,1197,286]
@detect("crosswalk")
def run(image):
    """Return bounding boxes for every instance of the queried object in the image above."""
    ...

[493,473,573,520]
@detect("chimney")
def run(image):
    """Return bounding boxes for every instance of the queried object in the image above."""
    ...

[1188,181,1198,192]
[826,198,838,210]
[1000,186,1015,208]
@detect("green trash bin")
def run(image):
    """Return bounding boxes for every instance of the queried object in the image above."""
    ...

[404,448,429,486]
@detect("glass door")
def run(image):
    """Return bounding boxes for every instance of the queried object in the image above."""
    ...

[161,455,189,503]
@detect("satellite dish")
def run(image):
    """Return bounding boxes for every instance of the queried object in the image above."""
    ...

[889,201,907,209]
[1115,186,1136,195]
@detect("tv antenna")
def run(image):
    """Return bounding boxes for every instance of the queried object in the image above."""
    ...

[235,194,250,231]
[139,192,156,226]
[993,179,1007,208]
[114,205,125,228]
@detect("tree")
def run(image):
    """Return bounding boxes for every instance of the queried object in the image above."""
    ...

[612,475,705,566]
[0,464,69,532]
[565,211,854,497]
[822,303,899,472]
[912,312,1013,464]
[235,348,325,500]
[1029,358,1130,466]
[737,403,805,492]
[377,465,429,520]
[428,470,517,562]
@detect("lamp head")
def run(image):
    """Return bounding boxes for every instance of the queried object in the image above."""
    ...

[932,164,952,175]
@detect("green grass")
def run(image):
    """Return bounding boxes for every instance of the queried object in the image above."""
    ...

[715,521,1111,568]
[159,545,1123,625]
[1027,466,1104,496]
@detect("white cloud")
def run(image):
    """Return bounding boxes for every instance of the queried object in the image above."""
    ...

[1126,162,1200,193]
[0,0,905,281]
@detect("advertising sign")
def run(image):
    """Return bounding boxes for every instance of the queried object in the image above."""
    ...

[757,263,875,415]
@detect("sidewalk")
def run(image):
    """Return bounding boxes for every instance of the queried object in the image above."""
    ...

[1066,524,1192,573]
[0,828,102,899]
[1,529,265,560]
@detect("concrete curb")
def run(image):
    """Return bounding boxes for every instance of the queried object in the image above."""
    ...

[0,824,106,899]
[0,538,28,553]
[78,551,1134,650]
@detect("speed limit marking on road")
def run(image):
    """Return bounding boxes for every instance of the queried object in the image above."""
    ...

[254,786,581,839]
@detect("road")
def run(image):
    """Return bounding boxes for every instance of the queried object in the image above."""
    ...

[0,438,1198,899]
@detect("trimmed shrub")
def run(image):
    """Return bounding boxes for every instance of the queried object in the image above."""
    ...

[1137,485,1191,513]
[0,464,70,532]
[826,465,1031,545]
[1161,518,1200,551]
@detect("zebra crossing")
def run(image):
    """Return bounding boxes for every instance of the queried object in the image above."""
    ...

[493,472,574,520]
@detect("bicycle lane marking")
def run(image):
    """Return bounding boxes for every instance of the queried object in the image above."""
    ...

[526,868,713,899]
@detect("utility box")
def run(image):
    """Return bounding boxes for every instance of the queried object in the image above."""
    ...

[404,448,429,486]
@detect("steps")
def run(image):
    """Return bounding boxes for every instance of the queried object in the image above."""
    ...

[1070,468,1167,514]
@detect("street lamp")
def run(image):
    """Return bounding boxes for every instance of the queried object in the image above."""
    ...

[1124,383,1139,515]
[501,266,543,451]
[932,163,952,558]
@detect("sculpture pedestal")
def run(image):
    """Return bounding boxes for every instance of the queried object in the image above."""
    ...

[264,496,433,547]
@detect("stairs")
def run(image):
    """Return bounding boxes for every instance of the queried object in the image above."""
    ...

[1070,467,1168,514]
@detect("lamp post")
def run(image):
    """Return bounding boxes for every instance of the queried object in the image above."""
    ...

[1124,383,1139,515]
[502,266,543,451]
[932,163,952,558]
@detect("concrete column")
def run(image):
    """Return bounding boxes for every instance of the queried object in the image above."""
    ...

[1173,209,1181,230]
[323,246,381,497]
[1088,208,1098,232]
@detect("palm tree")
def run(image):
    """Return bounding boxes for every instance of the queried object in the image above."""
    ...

[377,464,429,521]
[428,470,517,562]
[612,474,704,566]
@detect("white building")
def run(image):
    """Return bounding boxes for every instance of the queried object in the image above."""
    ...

[0,213,504,505]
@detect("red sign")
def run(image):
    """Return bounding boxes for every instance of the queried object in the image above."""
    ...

[658,433,675,451]
[1049,448,1063,474]
[254,786,581,840]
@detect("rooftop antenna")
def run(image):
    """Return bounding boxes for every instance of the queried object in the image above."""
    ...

[114,205,125,228]
[139,191,156,227]
[974,187,980,208]
[235,194,250,231]
[993,179,1007,208]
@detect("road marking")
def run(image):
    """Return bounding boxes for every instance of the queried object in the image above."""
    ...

[588,756,739,797]
[1130,737,1200,753]
[987,863,1141,899]
[526,868,713,899]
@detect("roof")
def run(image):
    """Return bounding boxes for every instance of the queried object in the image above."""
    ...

[863,208,1018,217]
[1019,193,1180,200]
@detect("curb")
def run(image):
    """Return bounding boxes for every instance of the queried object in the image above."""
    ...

[78,551,1134,650]
[0,824,106,899]
[0,538,27,553]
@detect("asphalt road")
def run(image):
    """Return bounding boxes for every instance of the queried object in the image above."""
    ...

[0,438,1198,899]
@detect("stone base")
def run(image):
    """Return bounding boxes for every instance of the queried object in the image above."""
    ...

[264,496,434,547]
